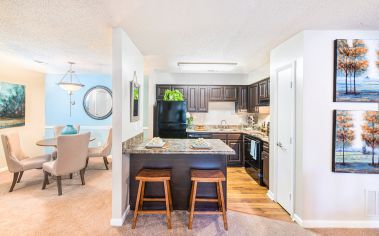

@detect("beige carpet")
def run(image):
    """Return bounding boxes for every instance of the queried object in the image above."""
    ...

[0,159,378,236]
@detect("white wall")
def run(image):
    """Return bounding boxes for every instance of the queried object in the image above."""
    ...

[0,58,46,170]
[154,71,248,85]
[301,30,379,227]
[111,27,144,226]
[271,30,379,228]
[270,32,305,220]
[246,63,270,84]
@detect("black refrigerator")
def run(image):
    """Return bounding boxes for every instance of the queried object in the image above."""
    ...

[156,101,187,138]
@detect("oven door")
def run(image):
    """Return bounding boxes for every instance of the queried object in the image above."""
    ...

[244,136,262,169]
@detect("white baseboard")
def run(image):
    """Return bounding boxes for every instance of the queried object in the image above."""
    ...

[110,205,130,227]
[292,214,379,228]
[267,190,275,201]
[293,214,303,226]
[0,167,7,173]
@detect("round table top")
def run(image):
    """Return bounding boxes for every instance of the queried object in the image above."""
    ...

[36,137,96,147]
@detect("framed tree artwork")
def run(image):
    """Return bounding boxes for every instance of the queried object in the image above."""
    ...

[0,82,25,129]
[332,110,379,174]
[334,39,379,102]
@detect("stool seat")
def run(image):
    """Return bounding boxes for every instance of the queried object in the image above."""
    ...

[132,168,173,229]
[191,169,225,182]
[136,169,171,181]
[188,169,228,230]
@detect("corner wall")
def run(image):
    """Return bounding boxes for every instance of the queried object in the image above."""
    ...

[111,27,144,226]
[0,59,45,170]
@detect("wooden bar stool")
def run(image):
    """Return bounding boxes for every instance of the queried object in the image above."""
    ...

[188,169,228,230]
[132,169,173,229]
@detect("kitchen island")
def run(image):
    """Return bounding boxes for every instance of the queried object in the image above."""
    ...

[124,139,235,211]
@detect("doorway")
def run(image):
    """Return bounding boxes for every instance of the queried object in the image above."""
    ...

[274,62,296,215]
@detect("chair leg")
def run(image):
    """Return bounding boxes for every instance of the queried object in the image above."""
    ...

[188,181,197,229]
[218,181,228,230]
[103,156,109,170]
[69,173,73,179]
[216,182,222,211]
[17,171,24,183]
[132,180,143,229]
[163,180,172,229]
[79,169,85,185]
[167,180,173,212]
[139,181,145,210]
[9,172,19,192]
[57,176,62,196]
[188,180,194,212]
[42,171,49,190]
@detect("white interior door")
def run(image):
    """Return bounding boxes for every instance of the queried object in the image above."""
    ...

[275,63,295,214]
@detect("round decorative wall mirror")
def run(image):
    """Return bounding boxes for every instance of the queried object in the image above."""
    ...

[83,86,112,120]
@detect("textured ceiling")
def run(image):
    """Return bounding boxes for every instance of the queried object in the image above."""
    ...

[0,0,379,74]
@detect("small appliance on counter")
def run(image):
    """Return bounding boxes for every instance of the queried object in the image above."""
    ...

[156,100,187,138]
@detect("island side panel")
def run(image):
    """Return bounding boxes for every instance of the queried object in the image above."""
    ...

[129,153,227,211]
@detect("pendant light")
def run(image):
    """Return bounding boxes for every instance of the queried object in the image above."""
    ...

[57,62,84,116]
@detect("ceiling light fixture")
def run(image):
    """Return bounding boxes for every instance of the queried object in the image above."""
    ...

[57,62,84,116]
[177,62,238,72]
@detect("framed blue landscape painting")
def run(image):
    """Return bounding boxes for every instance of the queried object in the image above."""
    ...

[334,39,379,102]
[0,82,25,129]
[332,110,379,174]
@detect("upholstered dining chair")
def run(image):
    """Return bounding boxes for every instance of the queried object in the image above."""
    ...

[1,133,51,192]
[51,125,81,160]
[42,132,90,196]
[87,128,112,170]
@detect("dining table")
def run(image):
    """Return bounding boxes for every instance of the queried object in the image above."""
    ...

[36,137,96,147]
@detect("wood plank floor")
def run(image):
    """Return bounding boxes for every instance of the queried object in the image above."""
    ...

[227,167,292,222]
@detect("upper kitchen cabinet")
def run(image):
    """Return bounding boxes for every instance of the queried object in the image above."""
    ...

[209,86,224,101]
[171,85,188,99]
[237,86,248,111]
[247,84,259,113]
[187,86,208,112]
[156,85,171,100]
[223,86,238,101]
[209,85,238,101]
[258,78,270,106]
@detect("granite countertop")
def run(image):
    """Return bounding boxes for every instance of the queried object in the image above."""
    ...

[186,128,269,143]
[124,138,235,155]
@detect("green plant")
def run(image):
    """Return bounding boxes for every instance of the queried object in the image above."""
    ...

[163,89,184,101]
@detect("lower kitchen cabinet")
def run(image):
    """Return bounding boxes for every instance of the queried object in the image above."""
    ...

[227,140,242,166]
[262,141,269,187]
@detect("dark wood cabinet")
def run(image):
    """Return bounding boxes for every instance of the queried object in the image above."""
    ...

[259,80,268,99]
[248,84,259,113]
[258,78,270,105]
[227,140,242,165]
[156,85,171,100]
[209,133,243,166]
[172,85,188,99]
[187,86,197,112]
[223,86,238,101]
[197,86,209,112]
[238,86,247,110]
[209,86,224,101]
[262,141,269,187]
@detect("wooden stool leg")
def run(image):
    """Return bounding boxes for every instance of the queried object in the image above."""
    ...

[188,180,194,212]
[139,181,145,210]
[163,180,172,229]
[166,180,173,212]
[216,182,222,211]
[132,180,143,229]
[218,181,228,230]
[188,181,197,229]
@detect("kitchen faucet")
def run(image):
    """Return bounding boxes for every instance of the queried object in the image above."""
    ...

[220,120,227,129]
